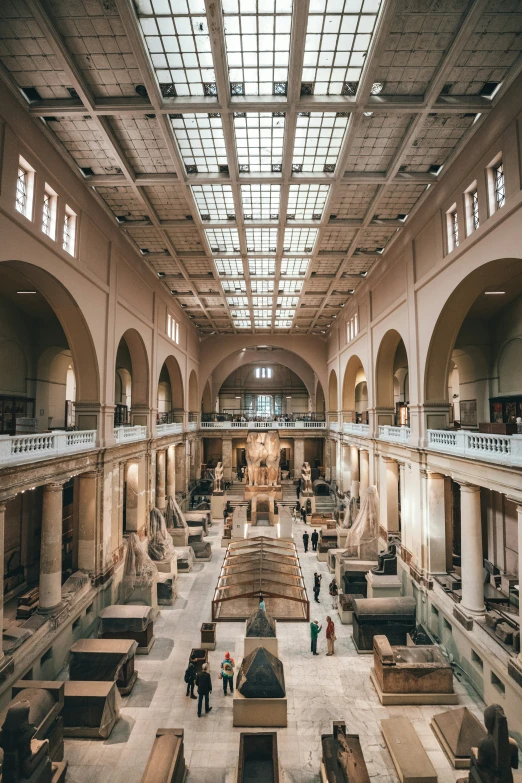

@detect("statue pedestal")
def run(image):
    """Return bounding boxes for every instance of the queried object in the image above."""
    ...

[211,493,227,520]
[336,526,349,548]
[233,689,287,728]
[366,571,402,599]
[244,484,283,501]
[243,635,279,658]
[154,555,177,576]
[168,528,189,547]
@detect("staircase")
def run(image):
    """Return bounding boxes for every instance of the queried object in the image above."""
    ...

[314,493,336,515]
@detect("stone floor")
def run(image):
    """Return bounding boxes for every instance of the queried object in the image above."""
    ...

[64,488,485,783]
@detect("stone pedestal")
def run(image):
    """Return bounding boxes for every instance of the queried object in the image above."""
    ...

[243,636,279,658]
[124,575,159,614]
[366,571,402,599]
[278,509,293,540]
[169,528,189,547]
[244,485,283,501]
[154,555,177,576]
[232,689,287,728]
[336,527,349,549]
[211,493,227,520]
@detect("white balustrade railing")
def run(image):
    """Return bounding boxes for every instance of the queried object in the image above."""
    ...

[379,425,411,443]
[188,420,197,431]
[0,430,97,465]
[342,422,370,437]
[199,420,327,430]
[329,421,340,432]
[114,425,147,443]
[156,422,183,436]
[428,429,522,467]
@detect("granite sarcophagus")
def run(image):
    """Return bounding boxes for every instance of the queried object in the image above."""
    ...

[352,596,416,653]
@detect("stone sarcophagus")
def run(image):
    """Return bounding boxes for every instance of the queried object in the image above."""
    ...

[352,597,416,653]
[69,638,138,695]
[140,729,186,783]
[238,732,280,783]
[63,681,119,739]
[4,681,65,763]
[320,721,370,783]
[370,635,457,704]
[98,605,155,654]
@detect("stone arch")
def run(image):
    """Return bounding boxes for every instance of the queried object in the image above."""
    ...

[0,260,99,403]
[116,328,150,407]
[342,354,366,410]
[328,369,338,412]
[188,369,199,412]
[375,329,409,409]
[201,380,213,413]
[161,355,184,411]
[316,380,325,415]
[424,258,522,405]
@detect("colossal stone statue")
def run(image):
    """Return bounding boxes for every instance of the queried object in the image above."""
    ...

[246,431,280,486]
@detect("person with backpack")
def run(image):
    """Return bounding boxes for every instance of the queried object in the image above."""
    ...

[220,651,235,695]
[184,657,197,699]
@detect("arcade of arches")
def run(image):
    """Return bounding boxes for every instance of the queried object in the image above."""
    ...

[1,6,522,782]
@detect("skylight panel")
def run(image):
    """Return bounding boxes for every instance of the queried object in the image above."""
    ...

[171,114,226,173]
[227,296,249,307]
[234,319,252,328]
[303,0,381,96]
[138,1,216,97]
[283,228,318,252]
[241,184,281,220]
[281,258,309,277]
[216,258,244,276]
[293,113,349,172]
[222,279,247,292]
[231,309,251,318]
[192,184,235,220]
[254,319,272,328]
[277,309,295,318]
[205,228,240,252]
[253,309,273,318]
[287,184,330,220]
[223,0,293,96]
[249,259,276,276]
[246,228,278,252]
[279,279,304,293]
[251,279,274,292]
[277,296,299,307]
[275,319,293,328]
[234,113,285,172]
[253,297,273,307]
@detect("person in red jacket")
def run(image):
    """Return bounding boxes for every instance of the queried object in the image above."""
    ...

[326,615,336,656]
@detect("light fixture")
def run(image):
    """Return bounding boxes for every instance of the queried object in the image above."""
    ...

[371,82,384,95]
[235,396,241,399]
[17,290,37,294]
[484,291,506,295]
[286,396,292,399]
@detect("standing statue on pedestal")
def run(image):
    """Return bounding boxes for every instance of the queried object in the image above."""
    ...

[301,462,312,493]
[246,431,280,487]
[213,462,224,494]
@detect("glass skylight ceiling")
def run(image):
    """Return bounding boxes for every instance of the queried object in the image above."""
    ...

[241,184,281,220]
[222,279,247,292]
[255,319,272,328]
[216,258,244,276]
[294,113,349,172]
[279,279,303,293]
[171,115,226,173]
[275,319,293,328]
[283,228,318,252]
[137,0,215,97]
[205,228,240,251]
[253,297,272,307]
[246,228,278,252]
[281,258,309,276]
[287,184,330,219]
[249,259,276,276]
[223,0,293,96]
[251,280,274,292]
[254,309,273,318]
[192,184,235,220]
[234,113,285,172]
[235,319,252,328]
[303,0,381,95]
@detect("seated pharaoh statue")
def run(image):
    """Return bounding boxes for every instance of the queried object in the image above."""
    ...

[371,543,397,576]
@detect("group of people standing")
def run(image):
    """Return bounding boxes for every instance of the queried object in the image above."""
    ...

[302,529,318,553]
[185,651,236,717]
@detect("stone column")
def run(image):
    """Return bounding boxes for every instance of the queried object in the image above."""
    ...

[294,438,304,478]
[0,503,6,660]
[341,444,351,494]
[350,445,360,499]
[399,462,409,550]
[359,449,370,496]
[125,460,140,532]
[156,449,166,509]
[426,472,447,575]
[78,471,99,573]
[175,443,186,495]
[166,445,176,498]
[39,482,64,613]
[222,437,232,481]
[517,505,522,665]
[459,483,485,616]
[380,457,399,533]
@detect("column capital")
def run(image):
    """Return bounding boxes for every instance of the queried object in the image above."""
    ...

[427,471,445,479]
[43,481,65,492]
[381,455,397,464]
[80,470,102,480]
[458,482,481,493]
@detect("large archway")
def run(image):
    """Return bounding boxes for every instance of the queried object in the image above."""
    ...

[375,329,409,426]
[114,328,150,425]
[201,380,213,414]
[424,259,522,428]
[157,355,184,423]
[188,369,199,414]
[328,369,338,418]
[342,354,368,423]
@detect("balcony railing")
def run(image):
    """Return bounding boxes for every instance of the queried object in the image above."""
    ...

[428,429,522,468]
[343,422,370,436]
[0,430,97,466]
[379,425,411,443]
[114,425,147,443]
[200,419,327,430]
[156,422,183,436]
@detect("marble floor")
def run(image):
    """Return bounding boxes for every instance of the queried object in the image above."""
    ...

[64,492,485,783]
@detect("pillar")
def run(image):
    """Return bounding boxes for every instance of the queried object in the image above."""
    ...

[459,483,485,616]
[125,460,140,532]
[359,449,369,496]
[380,457,399,533]
[399,462,409,551]
[0,503,6,659]
[156,449,166,509]
[426,472,447,575]
[294,438,304,478]
[342,444,351,494]
[39,482,64,613]
[78,471,99,573]
[350,445,360,499]
[517,505,522,665]
[222,437,232,481]
[166,445,176,498]
[175,443,186,494]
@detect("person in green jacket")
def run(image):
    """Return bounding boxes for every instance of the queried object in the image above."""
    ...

[310,618,322,655]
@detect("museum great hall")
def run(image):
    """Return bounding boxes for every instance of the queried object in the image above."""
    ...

[0,0,522,781]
